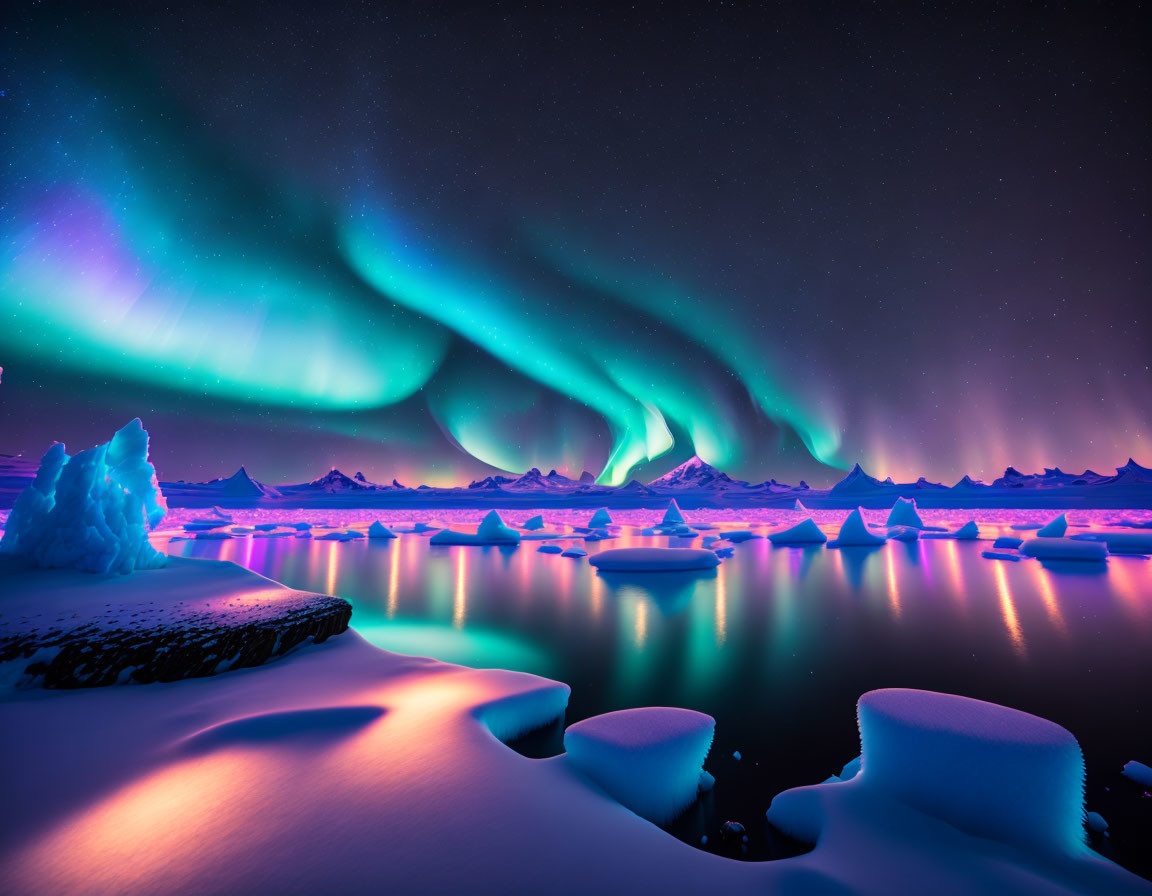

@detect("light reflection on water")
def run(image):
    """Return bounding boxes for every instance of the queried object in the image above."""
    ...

[162,514,1152,868]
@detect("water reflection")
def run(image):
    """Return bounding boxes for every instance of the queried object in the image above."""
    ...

[166,522,1152,862]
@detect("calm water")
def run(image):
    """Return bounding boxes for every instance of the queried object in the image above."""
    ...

[162,511,1152,877]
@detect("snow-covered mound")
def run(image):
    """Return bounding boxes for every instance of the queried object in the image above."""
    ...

[0,419,168,574]
[588,548,720,572]
[859,689,1086,854]
[768,519,827,545]
[429,510,521,545]
[563,707,715,823]
[829,508,886,547]
[885,497,924,528]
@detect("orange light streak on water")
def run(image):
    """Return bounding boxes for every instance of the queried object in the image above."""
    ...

[453,548,467,629]
[885,544,901,619]
[387,541,401,618]
[1028,563,1067,636]
[714,560,728,646]
[993,559,1026,657]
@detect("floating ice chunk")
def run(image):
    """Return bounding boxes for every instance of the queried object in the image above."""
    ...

[885,497,924,529]
[183,520,230,531]
[560,547,587,558]
[1068,532,1152,555]
[1086,812,1108,834]
[1122,760,1152,788]
[993,536,1023,549]
[1036,513,1068,538]
[537,544,563,554]
[588,547,720,572]
[829,508,886,547]
[429,511,521,545]
[952,520,979,540]
[587,508,613,528]
[563,707,715,823]
[367,521,397,539]
[522,515,545,531]
[767,518,827,545]
[315,531,358,541]
[723,530,761,543]
[982,550,1021,562]
[733,751,742,760]
[886,526,920,542]
[698,770,715,792]
[520,530,572,540]
[0,419,168,574]
[851,689,1086,855]
[194,531,234,540]
[1021,537,1108,561]
[661,500,685,526]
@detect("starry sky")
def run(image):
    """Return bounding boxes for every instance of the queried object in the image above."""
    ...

[1,2,1148,487]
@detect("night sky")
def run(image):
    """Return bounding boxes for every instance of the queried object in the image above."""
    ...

[1,2,1148,487]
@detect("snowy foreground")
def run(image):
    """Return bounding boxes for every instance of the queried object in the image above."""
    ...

[2,591,1148,895]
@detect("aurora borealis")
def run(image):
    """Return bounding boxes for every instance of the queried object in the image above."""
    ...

[1,3,1149,487]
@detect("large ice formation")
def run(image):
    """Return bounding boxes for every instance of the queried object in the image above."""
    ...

[0,419,168,574]
[563,707,715,823]
[661,500,685,525]
[885,497,924,528]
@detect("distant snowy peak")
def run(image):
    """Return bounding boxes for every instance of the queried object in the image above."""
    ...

[466,474,516,490]
[352,472,405,490]
[829,463,887,495]
[579,471,596,484]
[648,456,736,490]
[207,466,278,497]
[306,468,373,492]
[1113,458,1152,483]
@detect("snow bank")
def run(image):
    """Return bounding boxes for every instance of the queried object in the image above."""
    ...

[588,548,721,572]
[0,419,168,574]
[563,707,714,823]
[829,508,886,547]
[1036,513,1068,537]
[429,511,521,545]
[885,497,924,528]
[1021,537,1108,561]
[368,521,397,539]
[767,519,827,545]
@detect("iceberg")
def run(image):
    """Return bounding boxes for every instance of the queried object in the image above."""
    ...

[661,499,685,526]
[563,707,714,823]
[885,497,924,529]
[537,544,562,554]
[767,518,827,545]
[1036,513,1069,538]
[522,515,545,531]
[0,419,168,574]
[829,508,886,547]
[367,521,397,539]
[429,511,521,545]
[587,508,613,528]
[560,546,588,558]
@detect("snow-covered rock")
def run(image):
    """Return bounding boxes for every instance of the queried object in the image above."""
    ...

[0,419,168,574]
[563,707,715,823]
[588,548,720,572]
